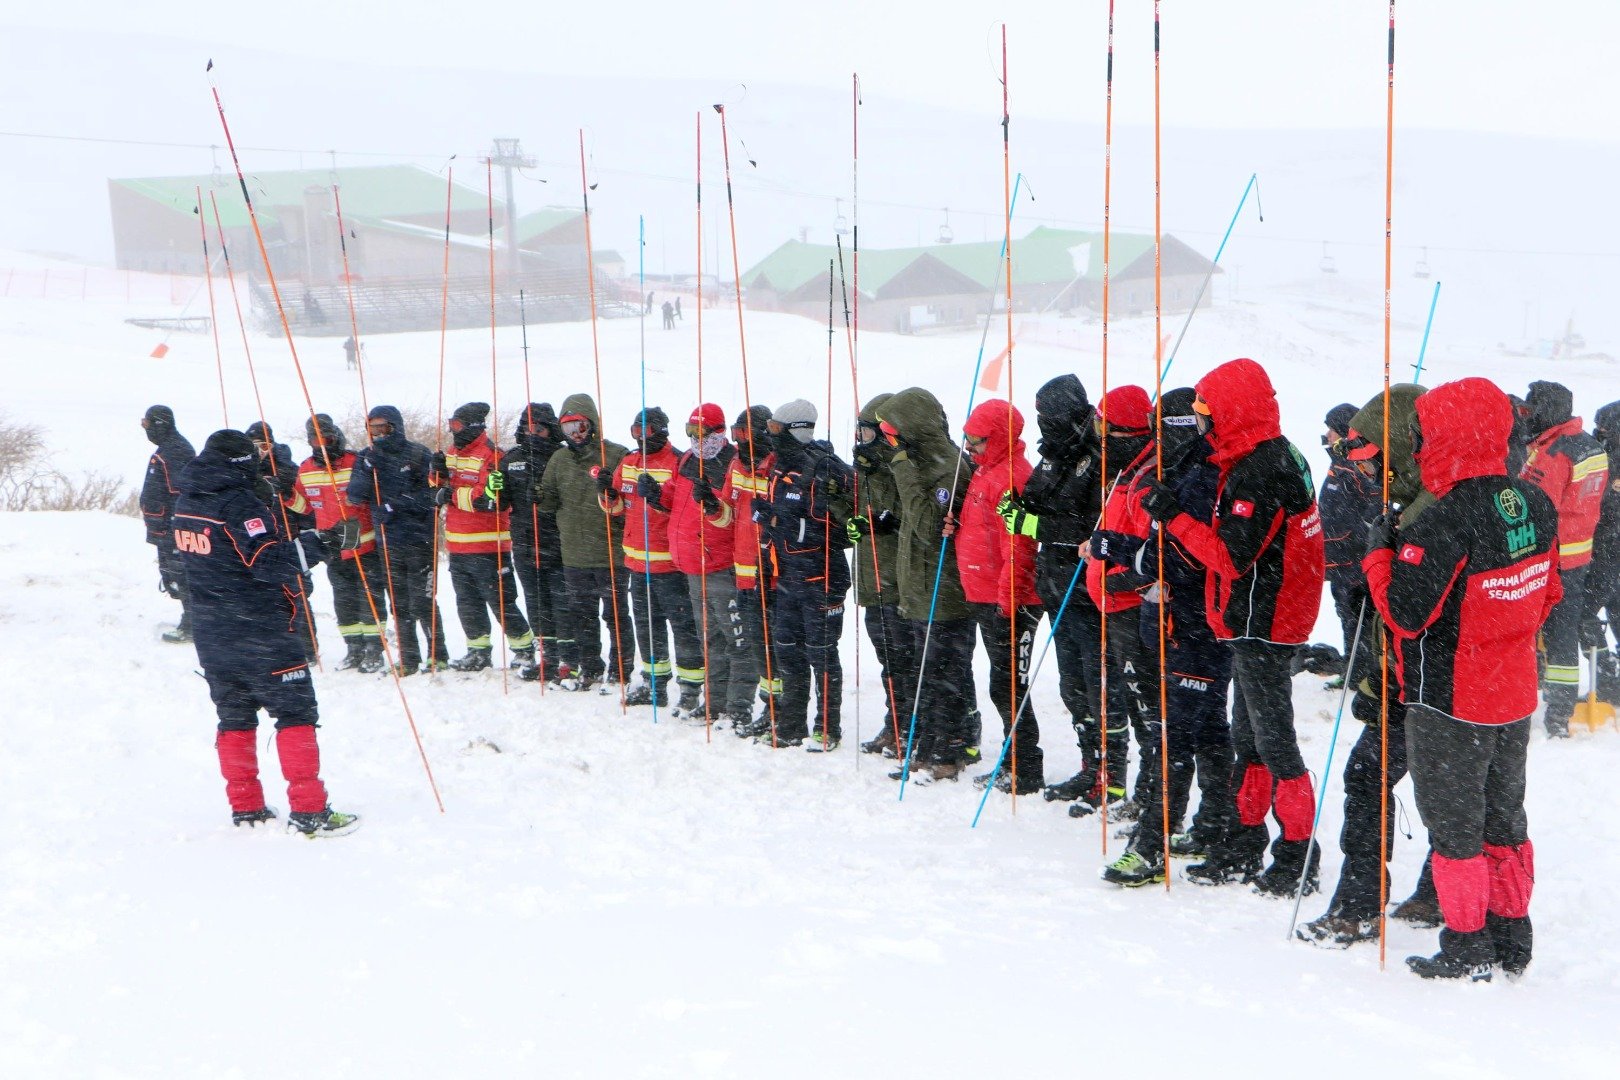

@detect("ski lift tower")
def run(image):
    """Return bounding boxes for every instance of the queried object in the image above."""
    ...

[488,138,537,288]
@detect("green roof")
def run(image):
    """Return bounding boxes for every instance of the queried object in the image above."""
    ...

[112,164,488,229]
[510,207,584,244]
[741,228,1179,297]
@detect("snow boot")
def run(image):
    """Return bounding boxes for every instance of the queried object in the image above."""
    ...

[624,679,669,707]
[973,770,1043,796]
[231,806,278,828]
[862,726,898,756]
[1101,848,1166,888]
[357,638,386,674]
[1297,911,1379,949]
[161,625,192,644]
[451,647,493,672]
[514,646,542,682]
[1253,839,1321,899]
[1487,913,1533,979]
[336,638,366,670]
[672,684,704,717]
[1392,861,1443,928]
[806,731,841,753]
[1185,824,1267,886]
[1406,928,1494,982]
[1043,767,1097,802]
[287,807,361,838]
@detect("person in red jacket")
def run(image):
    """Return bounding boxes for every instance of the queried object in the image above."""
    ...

[728,405,780,736]
[1518,380,1609,736]
[1138,358,1326,896]
[958,399,1044,794]
[1364,377,1560,981]
[600,407,704,709]
[436,402,536,676]
[284,414,388,673]
[660,402,754,724]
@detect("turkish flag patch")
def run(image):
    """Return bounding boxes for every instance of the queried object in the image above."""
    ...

[1399,543,1425,565]
[244,517,267,537]
[1230,499,1254,518]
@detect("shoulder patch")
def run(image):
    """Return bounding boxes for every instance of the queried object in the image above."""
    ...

[1230,499,1254,518]
[935,487,951,506]
[1398,543,1424,565]
[244,517,267,537]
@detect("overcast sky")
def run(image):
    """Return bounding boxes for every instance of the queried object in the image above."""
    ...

[8,0,1617,140]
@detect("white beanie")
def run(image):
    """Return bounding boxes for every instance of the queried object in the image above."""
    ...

[773,398,818,443]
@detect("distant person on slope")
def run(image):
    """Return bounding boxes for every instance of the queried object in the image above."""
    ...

[140,404,196,644]
[171,429,357,837]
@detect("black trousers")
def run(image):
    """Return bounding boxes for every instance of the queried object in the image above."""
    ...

[1327,709,1409,918]
[380,531,445,669]
[736,585,777,702]
[627,569,704,687]
[1541,564,1586,729]
[327,549,386,640]
[513,538,567,671]
[902,617,975,764]
[449,551,533,652]
[1133,603,1233,854]
[157,543,193,634]
[206,661,318,731]
[771,581,848,740]
[563,565,631,681]
[1108,607,1159,800]
[864,602,914,743]
[1229,638,1307,779]
[1406,706,1529,861]
[1045,579,1102,771]
[971,603,1044,784]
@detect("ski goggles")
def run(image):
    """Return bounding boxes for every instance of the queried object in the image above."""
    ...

[878,420,901,447]
[1342,430,1380,461]
[855,421,882,445]
[1192,396,1212,416]
[560,417,591,439]
[366,419,393,437]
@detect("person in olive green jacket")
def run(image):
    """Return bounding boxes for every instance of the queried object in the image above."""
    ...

[537,392,631,690]
[877,387,980,780]
[848,393,912,756]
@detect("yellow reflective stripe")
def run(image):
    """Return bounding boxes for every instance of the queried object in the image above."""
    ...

[455,489,476,511]
[444,453,485,471]
[508,631,535,649]
[675,665,705,682]
[337,623,368,637]
[445,529,511,544]
[623,546,673,563]
[642,659,673,676]
[465,635,492,649]
[707,501,734,528]
[301,469,353,486]
[735,563,758,579]
[1560,538,1593,557]
[633,467,674,481]
[733,474,768,494]
[1545,664,1579,685]
[1572,454,1608,482]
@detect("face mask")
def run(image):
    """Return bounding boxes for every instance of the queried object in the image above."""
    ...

[695,432,727,460]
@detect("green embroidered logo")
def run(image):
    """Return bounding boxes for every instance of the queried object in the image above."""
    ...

[1495,488,1527,525]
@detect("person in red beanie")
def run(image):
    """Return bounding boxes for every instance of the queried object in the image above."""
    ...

[958,399,1044,793]
[1136,358,1326,896]
[1364,377,1559,981]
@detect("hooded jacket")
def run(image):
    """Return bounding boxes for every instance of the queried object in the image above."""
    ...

[140,420,196,548]
[537,393,628,570]
[347,405,439,548]
[1345,384,1432,527]
[757,436,854,593]
[442,428,510,556]
[1020,375,1105,602]
[504,404,565,568]
[1519,381,1608,570]
[172,438,328,673]
[1320,433,1383,590]
[957,399,1039,610]
[1586,401,1620,614]
[604,438,680,573]
[662,437,737,578]
[1163,358,1325,644]
[852,393,901,606]
[878,387,972,622]
[1364,377,1562,724]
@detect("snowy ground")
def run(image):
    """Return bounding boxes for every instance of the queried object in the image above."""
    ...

[4,261,1620,1076]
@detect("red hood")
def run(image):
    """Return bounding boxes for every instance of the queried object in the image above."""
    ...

[1414,377,1512,497]
[963,399,1026,470]
[1195,358,1281,466]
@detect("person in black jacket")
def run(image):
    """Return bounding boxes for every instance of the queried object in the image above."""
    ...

[506,403,568,681]
[1318,402,1380,686]
[348,405,448,675]
[172,430,357,836]
[246,420,317,657]
[1582,400,1620,706]
[1001,376,1109,806]
[140,404,196,644]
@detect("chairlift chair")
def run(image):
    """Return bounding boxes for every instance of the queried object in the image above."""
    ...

[937,208,955,245]
[1414,246,1431,279]
[1319,241,1338,275]
[833,198,850,237]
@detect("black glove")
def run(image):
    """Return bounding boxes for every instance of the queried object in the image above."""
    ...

[158,566,182,598]
[871,509,899,534]
[431,450,447,473]
[1365,513,1397,559]
[433,485,453,507]
[312,528,344,563]
[595,469,618,500]
[1139,477,1182,523]
[1090,529,1144,566]
[636,473,663,502]
[334,517,362,551]
[690,475,714,505]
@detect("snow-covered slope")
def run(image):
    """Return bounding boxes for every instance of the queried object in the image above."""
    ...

[4,268,1620,1076]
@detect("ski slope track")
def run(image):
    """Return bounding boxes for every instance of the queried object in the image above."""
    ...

[2,260,1619,1077]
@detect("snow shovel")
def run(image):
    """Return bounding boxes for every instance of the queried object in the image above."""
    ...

[1571,645,1616,733]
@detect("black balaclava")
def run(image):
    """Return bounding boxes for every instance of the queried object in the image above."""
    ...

[733,405,772,469]
[632,406,670,456]
[305,413,346,457]
[1159,387,1205,472]
[1033,374,1094,461]
[143,404,176,448]
[515,402,562,452]
[202,429,260,487]
[1525,381,1574,438]
[451,401,490,450]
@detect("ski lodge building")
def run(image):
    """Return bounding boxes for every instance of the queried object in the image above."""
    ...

[740,227,1219,333]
